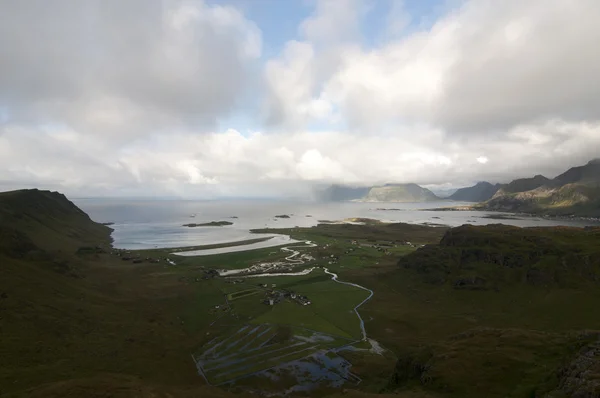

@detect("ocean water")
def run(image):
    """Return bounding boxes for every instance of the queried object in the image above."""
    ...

[74,198,600,250]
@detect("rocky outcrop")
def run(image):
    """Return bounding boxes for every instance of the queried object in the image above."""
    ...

[546,338,600,398]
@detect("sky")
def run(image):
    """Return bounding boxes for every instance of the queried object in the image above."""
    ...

[1,0,600,198]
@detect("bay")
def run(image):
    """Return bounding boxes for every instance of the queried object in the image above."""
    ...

[74,198,600,250]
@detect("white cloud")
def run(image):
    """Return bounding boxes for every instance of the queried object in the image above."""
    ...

[1,0,599,197]
[0,0,261,139]
[267,0,600,134]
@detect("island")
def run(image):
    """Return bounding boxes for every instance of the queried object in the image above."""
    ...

[182,221,233,227]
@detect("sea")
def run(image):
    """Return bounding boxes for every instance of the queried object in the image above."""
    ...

[73,198,600,250]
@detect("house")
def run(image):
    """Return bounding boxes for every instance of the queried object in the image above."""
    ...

[293,294,311,306]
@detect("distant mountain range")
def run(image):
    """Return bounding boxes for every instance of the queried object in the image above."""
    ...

[317,183,440,203]
[318,159,600,215]
[476,159,600,217]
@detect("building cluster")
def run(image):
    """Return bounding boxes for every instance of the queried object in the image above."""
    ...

[202,269,219,280]
[111,249,165,264]
[261,286,311,306]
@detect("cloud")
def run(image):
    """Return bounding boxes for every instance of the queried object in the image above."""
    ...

[267,0,600,133]
[4,117,600,197]
[0,0,261,139]
[1,0,599,197]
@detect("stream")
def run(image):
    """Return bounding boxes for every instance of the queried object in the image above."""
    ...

[323,268,373,341]
[214,238,374,340]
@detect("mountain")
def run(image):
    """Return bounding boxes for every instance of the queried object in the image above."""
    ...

[0,189,112,257]
[449,181,503,202]
[317,183,440,202]
[493,174,550,196]
[479,160,600,217]
[362,183,439,202]
[550,158,600,186]
[0,190,237,397]
[429,187,459,198]
[317,184,371,201]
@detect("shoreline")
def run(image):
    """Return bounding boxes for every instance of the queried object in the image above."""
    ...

[420,205,600,223]
[138,236,274,253]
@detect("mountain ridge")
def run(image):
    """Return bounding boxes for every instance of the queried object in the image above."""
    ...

[448,181,503,202]
[478,160,600,217]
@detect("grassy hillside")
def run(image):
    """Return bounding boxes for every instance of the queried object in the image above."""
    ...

[0,190,248,397]
[253,222,600,397]
[397,224,600,289]
[348,224,600,398]
[0,189,112,254]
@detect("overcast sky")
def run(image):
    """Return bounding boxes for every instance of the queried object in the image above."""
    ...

[1,0,599,198]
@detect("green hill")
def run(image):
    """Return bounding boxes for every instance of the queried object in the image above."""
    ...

[362,183,439,202]
[397,224,600,289]
[0,189,112,254]
[0,190,251,397]
[369,224,600,398]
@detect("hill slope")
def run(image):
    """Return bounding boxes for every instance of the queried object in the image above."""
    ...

[449,182,503,202]
[492,174,550,196]
[397,224,600,289]
[362,183,439,202]
[0,189,112,255]
[377,224,600,397]
[480,160,600,217]
[0,190,251,397]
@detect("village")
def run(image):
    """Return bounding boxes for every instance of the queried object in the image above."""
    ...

[258,283,312,306]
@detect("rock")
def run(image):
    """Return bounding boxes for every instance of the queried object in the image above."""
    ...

[453,276,487,290]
